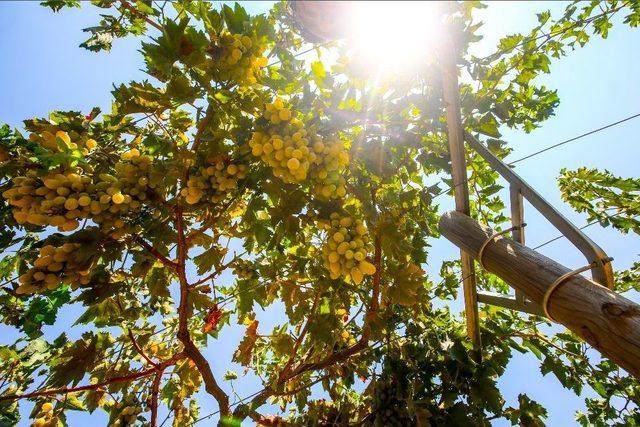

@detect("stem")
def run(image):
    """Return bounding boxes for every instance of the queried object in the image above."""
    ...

[150,370,163,427]
[174,207,231,418]
[119,0,163,31]
[128,329,159,368]
[190,103,215,154]
[189,251,246,288]
[234,246,383,420]
[370,233,382,317]
[132,235,178,270]
[278,294,320,382]
[185,187,247,244]
[0,354,182,402]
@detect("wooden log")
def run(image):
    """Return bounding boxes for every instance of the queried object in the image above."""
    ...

[439,210,640,378]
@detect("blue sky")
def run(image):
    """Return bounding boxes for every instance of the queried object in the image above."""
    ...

[1,1,639,426]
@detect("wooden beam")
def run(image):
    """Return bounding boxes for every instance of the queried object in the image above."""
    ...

[439,210,640,378]
[439,40,482,352]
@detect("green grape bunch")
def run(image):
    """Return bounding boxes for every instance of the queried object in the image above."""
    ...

[369,380,414,427]
[250,97,351,195]
[310,135,349,199]
[321,212,376,283]
[250,98,316,183]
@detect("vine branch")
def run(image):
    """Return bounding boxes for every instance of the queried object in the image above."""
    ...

[132,234,177,270]
[174,207,231,418]
[0,353,183,402]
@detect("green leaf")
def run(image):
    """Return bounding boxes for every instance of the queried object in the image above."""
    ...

[40,0,80,12]
[20,286,71,338]
[222,3,249,34]
[477,112,501,138]
[112,81,171,115]
[387,263,424,306]
[74,298,121,327]
[193,246,226,276]
[49,332,112,387]
[311,61,326,84]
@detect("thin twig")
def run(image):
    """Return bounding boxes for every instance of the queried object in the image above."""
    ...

[0,353,183,402]
[127,329,159,368]
[119,0,163,31]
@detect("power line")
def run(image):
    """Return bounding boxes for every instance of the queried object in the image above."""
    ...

[427,112,640,201]
[508,112,640,165]
[532,211,639,251]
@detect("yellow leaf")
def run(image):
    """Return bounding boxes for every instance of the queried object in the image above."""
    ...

[233,320,259,366]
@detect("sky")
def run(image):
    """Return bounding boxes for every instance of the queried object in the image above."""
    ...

[1,1,639,426]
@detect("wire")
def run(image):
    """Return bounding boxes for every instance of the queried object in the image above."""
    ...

[508,112,640,165]
[267,41,333,67]
[188,388,264,425]
[532,211,639,251]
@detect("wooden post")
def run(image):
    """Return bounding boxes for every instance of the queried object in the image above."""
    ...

[509,185,528,307]
[440,210,640,378]
[439,39,482,352]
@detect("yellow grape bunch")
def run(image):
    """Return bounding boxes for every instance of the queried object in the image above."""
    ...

[321,213,376,284]
[181,156,247,205]
[4,169,95,232]
[2,146,154,239]
[31,402,56,427]
[209,31,269,86]
[29,129,97,155]
[17,243,93,294]
[111,404,142,427]
[91,148,155,239]
[249,98,350,197]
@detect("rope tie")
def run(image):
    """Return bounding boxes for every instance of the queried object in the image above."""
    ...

[542,257,613,321]
[477,223,527,270]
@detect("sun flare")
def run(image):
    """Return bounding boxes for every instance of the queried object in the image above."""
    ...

[348,2,442,72]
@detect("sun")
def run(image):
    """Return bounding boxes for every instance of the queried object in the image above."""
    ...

[348,2,442,72]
